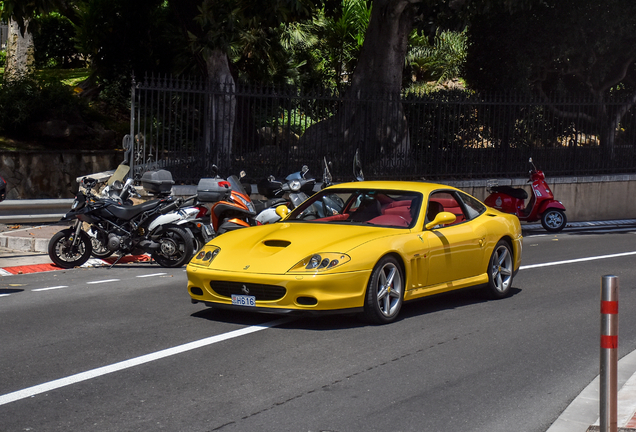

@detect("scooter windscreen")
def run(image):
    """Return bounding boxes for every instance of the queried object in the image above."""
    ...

[227,175,256,213]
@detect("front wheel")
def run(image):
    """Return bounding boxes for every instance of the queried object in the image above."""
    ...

[541,209,567,232]
[484,240,514,299]
[48,228,92,269]
[151,227,193,268]
[363,256,404,324]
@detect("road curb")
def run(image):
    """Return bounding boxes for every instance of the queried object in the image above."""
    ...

[0,254,152,276]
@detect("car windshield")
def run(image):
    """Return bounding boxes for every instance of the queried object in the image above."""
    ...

[286,188,422,228]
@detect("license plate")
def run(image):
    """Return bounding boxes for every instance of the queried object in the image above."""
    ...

[231,294,256,307]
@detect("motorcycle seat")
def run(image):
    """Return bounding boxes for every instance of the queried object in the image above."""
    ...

[108,199,163,219]
[490,185,528,200]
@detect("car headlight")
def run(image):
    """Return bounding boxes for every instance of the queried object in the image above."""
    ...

[191,247,220,266]
[289,253,350,272]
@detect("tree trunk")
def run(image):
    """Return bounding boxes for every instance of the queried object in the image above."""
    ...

[205,49,236,171]
[5,18,35,79]
[299,0,418,176]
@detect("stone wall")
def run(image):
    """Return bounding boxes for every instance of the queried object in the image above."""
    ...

[448,174,636,222]
[0,150,123,199]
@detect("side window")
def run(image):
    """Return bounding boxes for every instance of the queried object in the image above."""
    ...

[427,191,468,226]
[457,191,486,220]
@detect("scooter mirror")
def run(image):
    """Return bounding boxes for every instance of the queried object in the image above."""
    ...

[529,157,533,163]
[353,148,364,182]
[322,157,333,188]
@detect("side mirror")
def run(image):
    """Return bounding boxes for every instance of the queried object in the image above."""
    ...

[425,212,456,230]
[275,205,290,220]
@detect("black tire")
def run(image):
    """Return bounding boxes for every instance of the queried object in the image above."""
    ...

[48,228,92,269]
[541,209,567,232]
[363,256,404,324]
[484,240,514,299]
[151,227,194,268]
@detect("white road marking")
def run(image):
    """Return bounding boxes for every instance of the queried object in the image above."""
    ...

[520,251,636,270]
[136,273,167,278]
[0,294,10,297]
[86,279,120,285]
[0,317,293,407]
[32,286,69,292]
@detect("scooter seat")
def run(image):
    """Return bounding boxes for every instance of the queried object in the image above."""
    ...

[253,197,288,213]
[490,185,528,200]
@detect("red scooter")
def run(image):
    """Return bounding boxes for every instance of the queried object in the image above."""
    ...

[484,158,567,232]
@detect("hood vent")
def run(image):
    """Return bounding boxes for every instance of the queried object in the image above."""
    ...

[263,240,291,248]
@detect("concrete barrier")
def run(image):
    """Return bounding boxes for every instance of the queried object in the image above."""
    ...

[1,175,635,224]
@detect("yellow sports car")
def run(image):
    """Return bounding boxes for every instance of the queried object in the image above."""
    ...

[187,181,522,324]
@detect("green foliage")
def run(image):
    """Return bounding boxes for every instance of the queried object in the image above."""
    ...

[464,0,636,96]
[32,12,80,68]
[74,0,179,82]
[264,107,317,136]
[405,29,467,86]
[0,74,90,137]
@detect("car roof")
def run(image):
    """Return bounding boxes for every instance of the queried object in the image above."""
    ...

[325,180,460,194]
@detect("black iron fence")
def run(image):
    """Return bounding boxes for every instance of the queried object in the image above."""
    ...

[128,75,636,184]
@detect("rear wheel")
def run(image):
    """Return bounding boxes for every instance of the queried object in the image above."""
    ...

[48,228,92,269]
[363,256,404,324]
[151,227,193,268]
[541,209,567,232]
[484,240,514,299]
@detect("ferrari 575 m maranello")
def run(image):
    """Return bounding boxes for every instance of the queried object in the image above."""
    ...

[187,181,523,324]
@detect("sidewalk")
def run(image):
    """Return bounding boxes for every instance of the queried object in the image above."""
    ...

[0,222,70,254]
[3,219,636,430]
[0,223,151,275]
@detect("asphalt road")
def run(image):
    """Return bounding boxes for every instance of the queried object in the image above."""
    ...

[2,228,636,432]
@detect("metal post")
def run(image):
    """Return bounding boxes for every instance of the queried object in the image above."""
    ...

[600,275,619,432]
[129,75,137,180]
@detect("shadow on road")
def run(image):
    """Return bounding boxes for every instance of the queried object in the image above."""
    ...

[189,286,522,329]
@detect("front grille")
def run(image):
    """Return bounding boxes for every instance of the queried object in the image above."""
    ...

[210,281,286,301]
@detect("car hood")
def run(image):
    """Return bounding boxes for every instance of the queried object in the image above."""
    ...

[206,222,401,274]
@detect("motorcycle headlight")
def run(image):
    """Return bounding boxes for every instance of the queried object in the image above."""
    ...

[290,180,301,192]
[289,253,350,272]
[191,247,220,266]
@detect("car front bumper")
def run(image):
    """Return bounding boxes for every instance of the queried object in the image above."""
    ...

[187,265,373,312]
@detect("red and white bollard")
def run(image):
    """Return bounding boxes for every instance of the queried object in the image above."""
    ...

[600,275,619,432]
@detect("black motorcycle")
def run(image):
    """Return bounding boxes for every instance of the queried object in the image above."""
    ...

[48,177,193,269]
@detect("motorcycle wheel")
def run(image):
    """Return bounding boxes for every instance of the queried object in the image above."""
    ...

[48,228,92,269]
[541,209,567,232]
[151,227,193,268]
